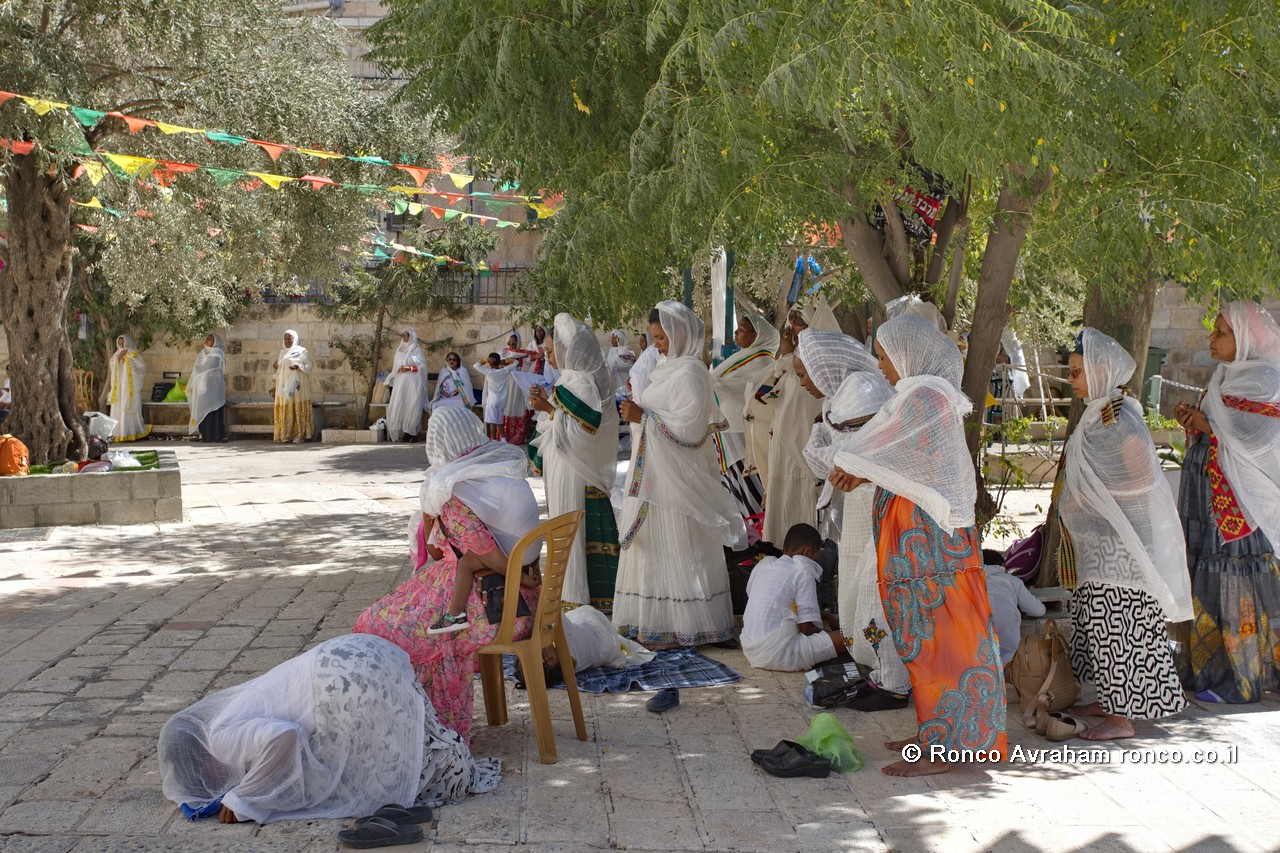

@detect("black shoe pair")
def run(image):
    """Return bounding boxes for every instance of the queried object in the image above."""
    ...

[843,680,910,712]
[750,740,831,778]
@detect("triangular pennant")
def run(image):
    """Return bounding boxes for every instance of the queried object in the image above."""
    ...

[437,154,455,172]
[156,122,201,135]
[297,147,341,159]
[392,198,409,215]
[373,247,391,259]
[77,223,100,233]
[484,199,514,211]
[71,106,106,128]
[110,113,153,133]
[103,206,122,218]
[104,153,156,176]
[152,166,178,188]
[354,184,381,194]
[68,130,94,156]
[448,173,473,189]
[249,172,293,190]
[443,208,462,220]
[298,174,337,188]
[0,91,15,106]
[158,160,200,174]
[351,155,392,166]
[22,96,67,116]
[75,162,107,185]
[205,130,248,145]
[394,164,432,187]
[429,207,445,219]
[407,202,423,216]
[72,197,104,208]
[495,220,519,228]
[239,178,263,191]
[386,185,423,195]
[496,181,520,192]
[253,141,288,160]
[0,139,35,155]
[203,167,244,186]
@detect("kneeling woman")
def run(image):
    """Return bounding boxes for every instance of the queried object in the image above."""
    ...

[1060,329,1191,738]
[159,634,498,825]
[355,407,541,742]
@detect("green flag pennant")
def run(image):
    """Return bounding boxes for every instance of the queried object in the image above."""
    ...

[497,181,520,192]
[443,208,461,220]
[103,206,123,218]
[469,191,492,198]
[204,167,243,186]
[71,107,106,128]
[354,184,381,194]
[205,130,248,146]
[68,130,94,156]
[373,247,391,259]
[392,198,409,215]
[351,155,392,166]
[495,220,520,228]
[484,199,514,211]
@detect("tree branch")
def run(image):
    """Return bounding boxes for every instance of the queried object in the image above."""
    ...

[879,197,911,288]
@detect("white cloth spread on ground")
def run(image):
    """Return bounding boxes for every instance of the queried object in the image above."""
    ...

[431,359,474,411]
[419,407,540,564]
[1200,301,1280,547]
[985,565,1046,665]
[187,334,225,435]
[560,605,655,671]
[1059,328,1192,621]
[158,634,499,823]
[530,313,620,604]
[741,554,834,671]
[107,334,148,440]
[384,328,429,440]
[832,315,976,530]
[612,301,745,646]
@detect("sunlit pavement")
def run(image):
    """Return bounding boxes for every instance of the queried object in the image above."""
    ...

[0,440,1276,852]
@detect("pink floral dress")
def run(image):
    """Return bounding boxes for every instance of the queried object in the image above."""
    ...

[354,497,538,743]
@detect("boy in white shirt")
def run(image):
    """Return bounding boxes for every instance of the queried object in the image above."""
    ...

[982,550,1047,665]
[742,524,844,671]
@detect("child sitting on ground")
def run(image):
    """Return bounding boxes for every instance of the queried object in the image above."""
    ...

[741,523,845,671]
[517,605,656,685]
[982,549,1047,665]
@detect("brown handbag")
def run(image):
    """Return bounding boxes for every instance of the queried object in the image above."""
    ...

[1008,619,1080,728]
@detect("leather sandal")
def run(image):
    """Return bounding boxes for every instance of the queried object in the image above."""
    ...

[354,804,434,826]
[1044,712,1091,742]
[758,743,832,778]
[1032,693,1052,737]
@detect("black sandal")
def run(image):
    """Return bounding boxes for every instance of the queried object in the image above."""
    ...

[353,804,434,826]
[337,816,424,849]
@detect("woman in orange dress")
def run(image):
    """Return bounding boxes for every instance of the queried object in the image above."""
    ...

[830,314,1005,776]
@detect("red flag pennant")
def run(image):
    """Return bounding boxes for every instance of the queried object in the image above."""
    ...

[429,206,445,219]
[0,91,16,106]
[0,139,35,155]
[253,140,288,160]
[107,112,154,133]
[299,174,337,189]
[158,160,200,174]
[239,178,263,191]
[394,164,432,187]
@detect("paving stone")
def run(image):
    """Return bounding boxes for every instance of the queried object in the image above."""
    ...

[42,699,128,725]
[75,681,148,700]
[0,753,60,785]
[0,799,95,834]
[0,835,79,853]
[0,725,100,756]
[76,787,173,835]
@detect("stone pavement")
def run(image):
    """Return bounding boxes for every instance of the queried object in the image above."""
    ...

[0,440,1277,853]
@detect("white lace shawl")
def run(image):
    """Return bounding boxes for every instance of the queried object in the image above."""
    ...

[187,334,225,433]
[274,330,312,399]
[1060,328,1191,621]
[1201,301,1280,546]
[794,330,879,398]
[831,315,975,529]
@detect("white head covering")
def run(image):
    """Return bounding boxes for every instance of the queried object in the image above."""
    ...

[828,371,894,424]
[722,311,781,363]
[556,313,614,401]
[710,310,779,440]
[1200,301,1280,547]
[651,300,704,367]
[116,334,137,352]
[188,333,226,434]
[279,329,306,361]
[885,294,948,332]
[792,296,841,333]
[794,331,879,398]
[1060,328,1191,621]
[831,314,976,529]
[419,407,541,564]
[397,328,419,353]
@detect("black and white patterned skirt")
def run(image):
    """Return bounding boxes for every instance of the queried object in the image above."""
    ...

[1069,583,1187,720]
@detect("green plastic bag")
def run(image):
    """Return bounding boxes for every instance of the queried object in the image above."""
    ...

[796,712,863,772]
[163,380,188,403]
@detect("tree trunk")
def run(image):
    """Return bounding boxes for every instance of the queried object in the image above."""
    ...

[924,197,962,287]
[1083,271,1162,400]
[961,176,1050,461]
[942,216,970,330]
[0,156,87,463]
[361,303,387,430]
[835,182,907,306]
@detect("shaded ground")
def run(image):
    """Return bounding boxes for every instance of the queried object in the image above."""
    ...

[0,439,1276,852]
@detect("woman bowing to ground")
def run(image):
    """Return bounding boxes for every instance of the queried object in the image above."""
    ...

[614,302,747,654]
[1174,301,1280,703]
[272,329,313,444]
[187,334,226,442]
[831,315,1005,776]
[385,328,429,442]
[106,334,151,441]
[1059,329,1191,739]
[528,314,621,608]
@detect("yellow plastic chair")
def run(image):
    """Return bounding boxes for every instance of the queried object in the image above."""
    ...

[477,510,587,764]
[72,369,94,414]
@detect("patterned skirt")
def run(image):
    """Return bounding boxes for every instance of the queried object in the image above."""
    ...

[273,396,313,442]
[1174,439,1280,703]
[585,486,620,609]
[1070,582,1186,719]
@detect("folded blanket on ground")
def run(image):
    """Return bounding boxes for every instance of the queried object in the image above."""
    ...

[503,647,742,693]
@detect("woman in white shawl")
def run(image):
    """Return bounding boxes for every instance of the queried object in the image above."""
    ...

[629,332,660,401]
[1058,328,1191,740]
[528,314,621,607]
[159,634,498,826]
[614,301,747,660]
[606,330,637,396]
[431,352,475,412]
[355,407,541,743]
[830,315,1005,776]
[187,334,226,442]
[710,311,780,523]
[751,299,839,544]
[384,328,429,442]
[106,334,151,441]
[794,333,906,709]
[1174,301,1280,704]
[272,329,313,444]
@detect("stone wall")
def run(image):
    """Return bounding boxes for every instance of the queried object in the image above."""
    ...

[0,450,182,528]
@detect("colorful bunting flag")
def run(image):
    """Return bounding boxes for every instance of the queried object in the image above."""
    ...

[104,153,156,176]
[203,167,243,186]
[253,141,288,160]
[22,96,67,116]
[72,107,106,128]
[249,171,293,189]
[205,131,248,146]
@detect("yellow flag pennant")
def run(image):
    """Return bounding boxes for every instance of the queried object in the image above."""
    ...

[448,173,474,189]
[386,185,422,196]
[104,153,156,176]
[249,172,294,190]
[406,202,423,216]
[22,96,68,116]
[81,161,107,186]
[72,197,104,209]
[155,122,202,135]
[297,148,342,159]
